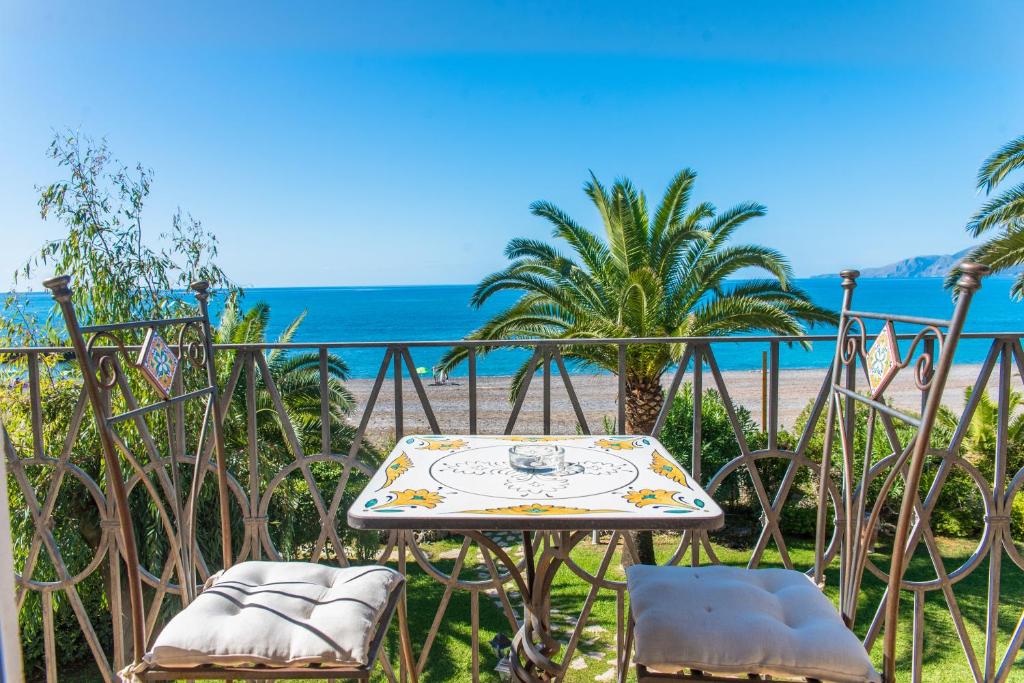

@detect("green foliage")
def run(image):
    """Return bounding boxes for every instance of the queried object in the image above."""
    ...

[772,385,1024,543]
[213,296,380,559]
[1,131,368,678]
[947,134,1024,298]
[3,380,111,675]
[660,382,767,508]
[2,130,233,348]
[659,382,820,539]
[439,168,836,432]
[656,379,1021,545]
[934,387,1024,537]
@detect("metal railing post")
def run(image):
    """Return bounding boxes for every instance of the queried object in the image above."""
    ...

[1,326,1021,681]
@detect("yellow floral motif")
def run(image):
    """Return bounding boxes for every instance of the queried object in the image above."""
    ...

[624,489,705,512]
[458,503,622,515]
[418,438,469,450]
[366,489,444,511]
[595,437,641,450]
[499,436,587,442]
[650,451,690,488]
[378,452,412,490]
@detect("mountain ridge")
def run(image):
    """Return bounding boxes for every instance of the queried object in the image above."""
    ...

[812,248,1021,279]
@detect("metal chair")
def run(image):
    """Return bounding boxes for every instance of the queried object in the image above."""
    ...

[625,263,989,683]
[44,276,415,682]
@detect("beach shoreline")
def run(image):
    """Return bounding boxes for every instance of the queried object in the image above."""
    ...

[346,363,991,441]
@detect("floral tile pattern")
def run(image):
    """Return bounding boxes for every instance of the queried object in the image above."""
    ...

[136,329,178,398]
[348,435,722,529]
[363,488,444,512]
[378,452,413,490]
[624,488,707,513]
[866,321,900,398]
[455,503,621,515]
[650,451,690,488]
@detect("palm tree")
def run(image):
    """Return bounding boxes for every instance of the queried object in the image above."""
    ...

[210,297,376,560]
[946,134,1024,296]
[439,170,835,564]
[934,386,1024,536]
[215,298,356,446]
[937,386,1024,467]
[440,169,836,434]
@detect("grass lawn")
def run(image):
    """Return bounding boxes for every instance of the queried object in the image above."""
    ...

[389,533,1024,683]
[52,533,1024,682]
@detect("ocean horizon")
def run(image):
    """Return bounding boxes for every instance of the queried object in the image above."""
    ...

[9,277,1022,378]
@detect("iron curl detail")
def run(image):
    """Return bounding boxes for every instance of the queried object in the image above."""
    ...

[85,331,134,390]
[176,320,208,371]
[898,326,944,391]
[839,316,867,366]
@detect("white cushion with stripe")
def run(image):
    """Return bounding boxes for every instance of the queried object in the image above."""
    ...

[145,561,403,669]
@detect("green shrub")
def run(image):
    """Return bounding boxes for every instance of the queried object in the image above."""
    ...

[658,383,824,542]
[2,378,112,677]
[660,382,766,507]
[1,131,375,678]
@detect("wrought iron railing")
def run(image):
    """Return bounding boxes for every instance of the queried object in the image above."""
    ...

[2,333,1023,682]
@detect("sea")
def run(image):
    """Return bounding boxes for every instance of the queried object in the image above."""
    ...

[9,278,1023,378]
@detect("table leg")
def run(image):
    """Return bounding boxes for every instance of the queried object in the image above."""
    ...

[466,530,602,682]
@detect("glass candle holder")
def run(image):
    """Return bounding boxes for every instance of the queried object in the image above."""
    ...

[509,444,565,473]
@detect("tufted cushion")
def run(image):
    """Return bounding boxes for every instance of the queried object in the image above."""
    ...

[627,565,880,683]
[145,561,404,669]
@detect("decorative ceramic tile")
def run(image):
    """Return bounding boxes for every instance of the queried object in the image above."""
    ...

[136,329,178,398]
[865,321,900,398]
[348,434,723,530]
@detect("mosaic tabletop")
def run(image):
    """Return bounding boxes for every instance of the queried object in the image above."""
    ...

[347,435,724,531]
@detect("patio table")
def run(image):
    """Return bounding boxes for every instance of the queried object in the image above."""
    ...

[348,434,724,682]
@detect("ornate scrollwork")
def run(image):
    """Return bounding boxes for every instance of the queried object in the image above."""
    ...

[839,315,867,367]
[176,319,208,371]
[902,326,944,391]
[81,318,210,395]
[839,316,945,392]
[85,330,135,390]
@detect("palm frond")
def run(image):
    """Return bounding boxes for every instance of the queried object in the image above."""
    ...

[689,296,807,337]
[584,172,614,234]
[267,310,307,366]
[946,226,1024,296]
[652,168,698,245]
[444,168,834,397]
[705,202,767,244]
[977,135,1024,193]
[531,200,611,277]
[696,244,793,290]
[237,302,271,347]
[966,184,1024,236]
[504,237,566,263]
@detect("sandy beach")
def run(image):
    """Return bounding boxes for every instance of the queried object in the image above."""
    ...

[347,363,996,440]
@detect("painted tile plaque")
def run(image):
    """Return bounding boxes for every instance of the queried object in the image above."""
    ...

[866,321,900,398]
[136,329,179,399]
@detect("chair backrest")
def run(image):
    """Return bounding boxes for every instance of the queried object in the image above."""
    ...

[43,275,232,662]
[812,262,988,681]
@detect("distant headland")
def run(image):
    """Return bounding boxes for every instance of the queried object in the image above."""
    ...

[813,247,1022,279]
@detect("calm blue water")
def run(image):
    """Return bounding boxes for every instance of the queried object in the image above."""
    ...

[11,278,1023,378]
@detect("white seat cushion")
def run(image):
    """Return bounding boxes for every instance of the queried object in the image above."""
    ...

[627,564,880,683]
[145,561,404,669]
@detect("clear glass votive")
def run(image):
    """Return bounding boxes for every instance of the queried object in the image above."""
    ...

[509,444,565,473]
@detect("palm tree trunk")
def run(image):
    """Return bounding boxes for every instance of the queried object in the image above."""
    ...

[623,373,664,565]
[624,373,663,435]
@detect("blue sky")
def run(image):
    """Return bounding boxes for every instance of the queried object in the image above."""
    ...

[2,1,1022,287]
